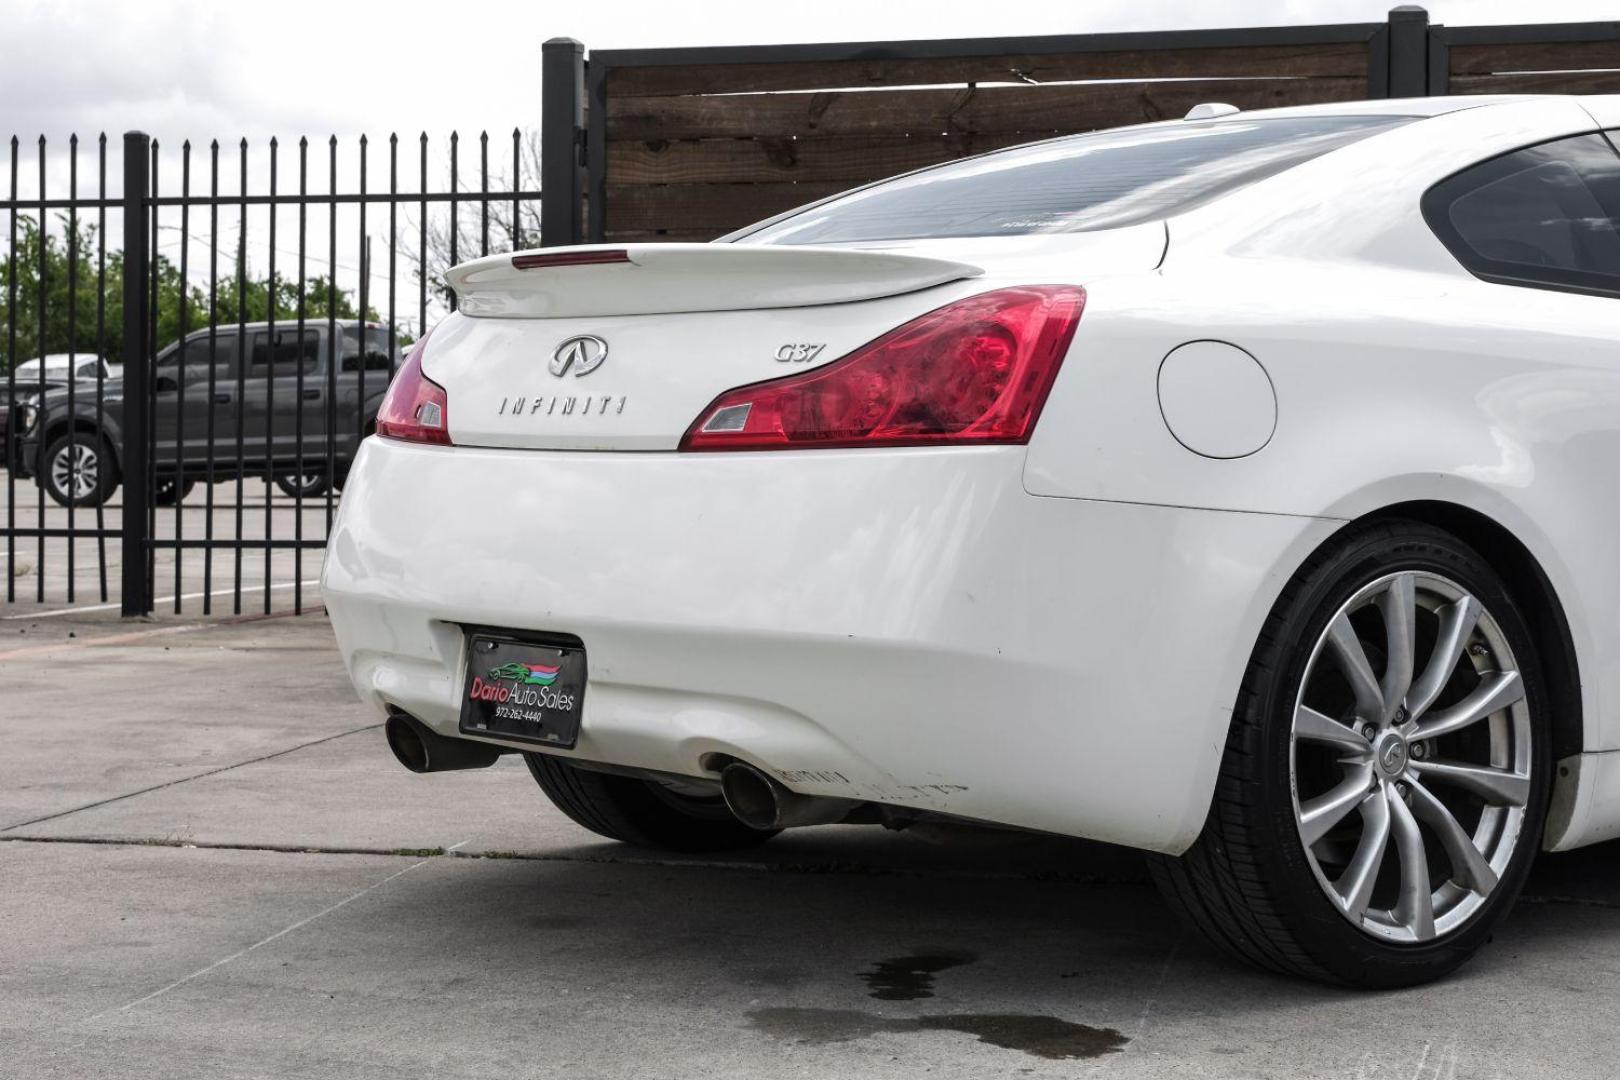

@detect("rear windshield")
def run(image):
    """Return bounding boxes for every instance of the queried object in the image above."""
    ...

[740,115,1411,245]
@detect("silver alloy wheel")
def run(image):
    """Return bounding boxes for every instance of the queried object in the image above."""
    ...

[1290,570,1531,944]
[50,441,99,500]
[279,471,325,493]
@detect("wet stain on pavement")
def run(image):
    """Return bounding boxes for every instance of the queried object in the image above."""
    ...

[859,952,976,1000]
[748,1007,1128,1061]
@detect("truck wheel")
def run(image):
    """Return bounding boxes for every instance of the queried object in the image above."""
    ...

[40,431,118,508]
[526,753,779,852]
[1149,520,1549,988]
[274,471,331,499]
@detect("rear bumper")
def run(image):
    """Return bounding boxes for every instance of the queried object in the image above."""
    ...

[322,436,1336,853]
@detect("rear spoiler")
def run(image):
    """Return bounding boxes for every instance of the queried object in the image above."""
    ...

[443,243,983,319]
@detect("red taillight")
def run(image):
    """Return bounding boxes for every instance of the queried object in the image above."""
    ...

[375,332,451,445]
[680,286,1085,452]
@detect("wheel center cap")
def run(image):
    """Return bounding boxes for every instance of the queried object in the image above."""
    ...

[1375,732,1409,777]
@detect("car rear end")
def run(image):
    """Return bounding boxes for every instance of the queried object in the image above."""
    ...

[322,107,1414,852]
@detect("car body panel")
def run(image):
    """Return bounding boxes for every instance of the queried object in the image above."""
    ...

[324,95,1620,854]
[1022,99,1620,847]
[1582,96,1620,128]
[325,436,1337,853]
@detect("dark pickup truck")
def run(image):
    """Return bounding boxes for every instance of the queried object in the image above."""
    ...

[11,320,401,507]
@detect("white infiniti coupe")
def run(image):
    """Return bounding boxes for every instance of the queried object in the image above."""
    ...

[322,95,1620,987]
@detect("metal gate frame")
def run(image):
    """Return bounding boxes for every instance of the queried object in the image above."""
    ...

[2,130,540,617]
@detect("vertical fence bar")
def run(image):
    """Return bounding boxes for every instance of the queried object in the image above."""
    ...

[95,133,109,602]
[541,37,585,247]
[1387,5,1430,98]
[479,131,490,257]
[448,132,459,310]
[264,137,277,613]
[323,135,337,562]
[233,139,248,613]
[293,138,308,615]
[511,128,522,250]
[388,134,397,374]
[418,134,427,338]
[174,141,191,612]
[120,131,152,616]
[355,135,368,510]
[203,140,219,614]
[66,136,79,602]
[146,139,159,607]
[34,138,46,602]
[4,138,15,605]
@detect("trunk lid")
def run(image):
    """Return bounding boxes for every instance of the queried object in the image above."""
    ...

[429,228,1164,451]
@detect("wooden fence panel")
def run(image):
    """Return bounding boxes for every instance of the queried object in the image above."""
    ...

[1443,37,1620,95]
[606,77,1368,141]
[566,12,1620,243]
[1446,38,1620,75]
[601,41,1374,241]
[606,40,1375,96]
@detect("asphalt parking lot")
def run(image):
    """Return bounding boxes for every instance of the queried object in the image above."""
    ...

[4,611,1620,1079]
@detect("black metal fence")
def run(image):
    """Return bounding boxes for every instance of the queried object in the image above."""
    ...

[1,130,539,616]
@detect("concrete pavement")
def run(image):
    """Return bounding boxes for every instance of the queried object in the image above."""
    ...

[2,611,1619,1079]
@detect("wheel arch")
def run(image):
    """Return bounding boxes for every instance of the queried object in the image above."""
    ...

[40,415,123,476]
[1353,499,1582,762]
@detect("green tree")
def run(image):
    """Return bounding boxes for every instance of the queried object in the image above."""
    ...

[0,216,377,372]
[0,217,122,369]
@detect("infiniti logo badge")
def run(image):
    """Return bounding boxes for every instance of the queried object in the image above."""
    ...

[1376,733,1408,775]
[551,335,608,378]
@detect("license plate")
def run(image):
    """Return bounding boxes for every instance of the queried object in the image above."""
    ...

[458,632,586,749]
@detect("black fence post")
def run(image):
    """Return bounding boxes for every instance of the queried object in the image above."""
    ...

[541,37,586,247]
[120,131,152,616]
[1426,22,1450,97]
[1388,6,1431,98]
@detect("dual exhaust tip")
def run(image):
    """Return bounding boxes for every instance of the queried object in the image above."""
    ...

[385,710,855,832]
[385,711,503,773]
[719,761,857,830]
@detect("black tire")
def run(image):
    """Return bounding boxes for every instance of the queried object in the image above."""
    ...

[1149,519,1551,988]
[153,477,196,506]
[526,753,779,852]
[39,430,119,508]
[274,471,332,499]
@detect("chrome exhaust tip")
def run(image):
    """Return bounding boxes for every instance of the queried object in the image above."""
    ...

[719,762,857,829]
[385,711,504,773]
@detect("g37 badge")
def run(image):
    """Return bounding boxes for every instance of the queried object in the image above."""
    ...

[774,343,827,363]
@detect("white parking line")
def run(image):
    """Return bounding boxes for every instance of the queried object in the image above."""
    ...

[1,578,323,620]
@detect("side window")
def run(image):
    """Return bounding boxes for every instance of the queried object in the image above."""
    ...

[249,329,321,375]
[1422,133,1620,296]
[180,334,240,383]
[340,326,395,372]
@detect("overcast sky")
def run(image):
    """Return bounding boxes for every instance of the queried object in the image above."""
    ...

[3,0,1613,337]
